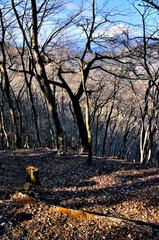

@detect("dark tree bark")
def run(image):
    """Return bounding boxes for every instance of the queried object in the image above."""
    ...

[72,97,89,150]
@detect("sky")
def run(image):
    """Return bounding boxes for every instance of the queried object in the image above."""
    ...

[66,0,143,24]
[63,0,138,41]
[1,0,158,47]
[64,0,159,43]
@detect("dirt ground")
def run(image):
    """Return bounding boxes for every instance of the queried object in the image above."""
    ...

[0,149,159,239]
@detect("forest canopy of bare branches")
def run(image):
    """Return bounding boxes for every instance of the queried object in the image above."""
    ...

[0,0,158,165]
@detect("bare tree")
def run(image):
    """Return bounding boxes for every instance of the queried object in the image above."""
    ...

[123,2,159,164]
[45,0,125,162]
[10,0,67,151]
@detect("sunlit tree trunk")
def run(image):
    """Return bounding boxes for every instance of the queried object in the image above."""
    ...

[102,101,114,156]
[81,65,92,165]
[0,104,10,148]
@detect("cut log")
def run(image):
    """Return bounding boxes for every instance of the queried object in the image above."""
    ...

[49,206,154,235]
[26,166,41,185]
[10,192,158,237]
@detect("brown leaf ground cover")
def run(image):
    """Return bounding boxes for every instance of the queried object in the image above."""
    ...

[0,149,159,239]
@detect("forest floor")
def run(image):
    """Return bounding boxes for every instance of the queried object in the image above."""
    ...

[0,148,159,240]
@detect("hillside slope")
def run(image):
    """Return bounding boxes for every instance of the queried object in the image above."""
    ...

[0,149,159,239]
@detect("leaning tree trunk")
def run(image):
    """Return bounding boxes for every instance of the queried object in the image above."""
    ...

[31,0,64,151]
[12,0,64,151]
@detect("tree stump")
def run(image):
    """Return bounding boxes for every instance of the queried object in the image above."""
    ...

[26,166,41,185]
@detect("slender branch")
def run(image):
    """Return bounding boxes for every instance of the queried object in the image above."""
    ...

[142,0,159,10]
[42,11,82,50]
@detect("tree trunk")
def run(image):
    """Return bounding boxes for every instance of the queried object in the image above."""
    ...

[81,67,92,165]
[0,66,21,148]
[0,104,10,148]
[31,0,64,151]
[72,98,89,151]
[21,52,41,148]
[102,101,114,156]
[57,68,89,151]
[95,113,100,155]
[0,9,21,148]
